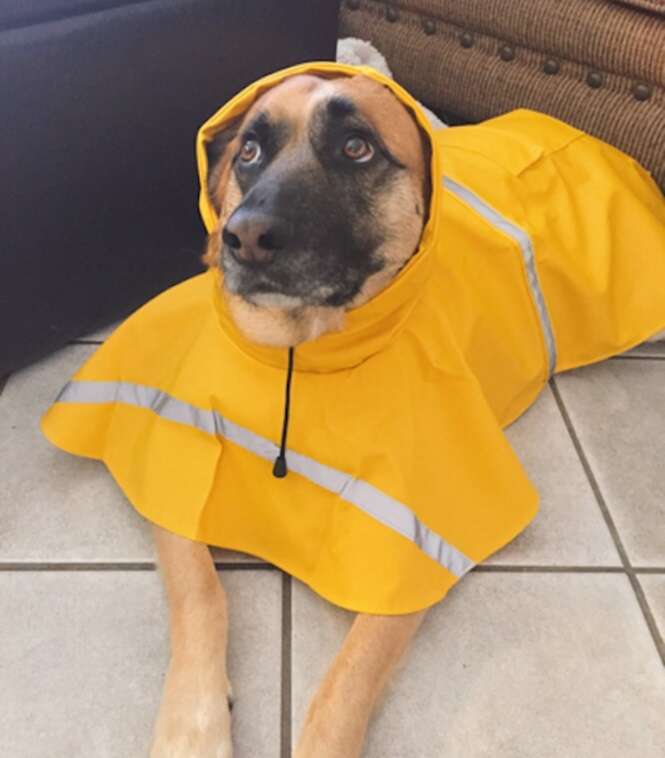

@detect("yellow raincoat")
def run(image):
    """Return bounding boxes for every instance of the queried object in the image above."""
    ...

[41,63,665,614]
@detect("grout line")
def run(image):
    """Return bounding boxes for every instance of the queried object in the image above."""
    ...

[2,561,662,574]
[550,378,665,666]
[634,567,665,574]
[610,355,665,362]
[474,565,626,573]
[550,377,640,568]
[0,561,277,571]
[280,574,293,758]
[0,562,158,572]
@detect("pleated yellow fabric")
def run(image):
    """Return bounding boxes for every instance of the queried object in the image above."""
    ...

[41,62,665,614]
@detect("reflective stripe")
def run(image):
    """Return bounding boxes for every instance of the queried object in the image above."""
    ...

[443,176,558,377]
[56,381,218,434]
[55,380,475,578]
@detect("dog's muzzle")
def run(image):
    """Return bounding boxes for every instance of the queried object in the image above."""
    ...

[223,207,293,267]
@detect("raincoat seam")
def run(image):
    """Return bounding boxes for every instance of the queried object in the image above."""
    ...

[442,130,586,179]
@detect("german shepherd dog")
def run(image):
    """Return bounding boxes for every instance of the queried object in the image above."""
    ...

[149,73,664,758]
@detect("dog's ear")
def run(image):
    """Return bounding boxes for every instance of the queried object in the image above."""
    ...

[205,116,242,216]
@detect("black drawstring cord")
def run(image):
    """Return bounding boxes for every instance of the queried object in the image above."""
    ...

[273,346,294,478]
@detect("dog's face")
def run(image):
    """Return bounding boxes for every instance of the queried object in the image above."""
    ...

[204,73,431,344]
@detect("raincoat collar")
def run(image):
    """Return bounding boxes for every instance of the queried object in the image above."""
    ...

[198,62,442,373]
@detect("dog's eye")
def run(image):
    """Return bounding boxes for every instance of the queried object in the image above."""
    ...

[343,136,374,163]
[239,139,261,164]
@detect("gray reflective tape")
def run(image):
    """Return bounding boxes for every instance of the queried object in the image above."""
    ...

[55,381,218,435]
[443,176,558,376]
[55,379,475,577]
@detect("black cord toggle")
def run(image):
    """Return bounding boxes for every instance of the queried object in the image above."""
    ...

[273,346,294,478]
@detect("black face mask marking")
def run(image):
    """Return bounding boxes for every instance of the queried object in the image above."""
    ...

[218,99,407,307]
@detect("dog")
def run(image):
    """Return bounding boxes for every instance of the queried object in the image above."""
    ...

[202,73,431,348]
[145,65,665,757]
[147,70,665,758]
[39,64,665,758]
[150,72,433,758]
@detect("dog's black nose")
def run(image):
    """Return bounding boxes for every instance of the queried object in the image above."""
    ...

[223,208,291,265]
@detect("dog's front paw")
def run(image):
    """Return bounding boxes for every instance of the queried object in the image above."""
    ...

[150,660,233,758]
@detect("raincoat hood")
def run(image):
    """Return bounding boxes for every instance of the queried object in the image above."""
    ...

[41,62,665,614]
[196,62,442,373]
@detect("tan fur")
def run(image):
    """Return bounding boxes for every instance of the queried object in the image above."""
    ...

[203,73,427,347]
[294,610,426,757]
[331,76,426,195]
[150,527,233,758]
[153,75,430,757]
[151,523,426,758]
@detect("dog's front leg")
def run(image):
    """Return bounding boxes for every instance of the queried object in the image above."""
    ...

[150,526,233,758]
[294,609,427,758]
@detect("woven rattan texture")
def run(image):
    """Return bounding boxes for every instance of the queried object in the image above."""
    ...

[340,0,665,191]
[611,0,665,18]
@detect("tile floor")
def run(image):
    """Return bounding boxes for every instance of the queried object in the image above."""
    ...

[1,329,664,758]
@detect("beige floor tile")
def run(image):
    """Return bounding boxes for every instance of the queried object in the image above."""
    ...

[292,573,665,757]
[638,574,665,640]
[221,569,283,758]
[0,569,281,758]
[487,387,619,566]
[554,361,665,566]
[0,345,260,563]
[77,321,121,342]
